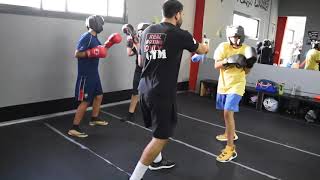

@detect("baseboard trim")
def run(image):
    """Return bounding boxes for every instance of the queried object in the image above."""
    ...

[0,81,189,122]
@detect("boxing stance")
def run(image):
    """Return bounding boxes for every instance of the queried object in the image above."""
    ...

[68,15,121,138]
[129,1,209,179]
[122,23,151,122]
[213,25,256,162]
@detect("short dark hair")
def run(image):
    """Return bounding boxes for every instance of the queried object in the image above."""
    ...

[162,0,183,18]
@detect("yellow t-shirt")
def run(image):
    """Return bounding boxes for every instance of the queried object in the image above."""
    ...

[214,42,248,96]
[305,49,320,71]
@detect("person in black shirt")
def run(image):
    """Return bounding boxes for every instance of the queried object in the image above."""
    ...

[258,39,273,65]
[123,23,151,122]
[256,41,262,55]
[129,1,208,180]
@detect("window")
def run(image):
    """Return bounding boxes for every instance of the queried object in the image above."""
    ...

[108,0,124,17]
[0,0,40,8]
[42,0,65,12]
[233,12,260,39]
[68,0,108,16]
[0,0,126,23]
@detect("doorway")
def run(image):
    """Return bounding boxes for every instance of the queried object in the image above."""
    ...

[275,16,307,67]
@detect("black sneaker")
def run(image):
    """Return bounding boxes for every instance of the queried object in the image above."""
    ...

[121,113,135,122]
[127,114,135,122]
[149,159,175,170]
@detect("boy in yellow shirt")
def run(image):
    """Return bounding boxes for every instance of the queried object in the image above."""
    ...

[213,25,256,162]
[304,41,320,71]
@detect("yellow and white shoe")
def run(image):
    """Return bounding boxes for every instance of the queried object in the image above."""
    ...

[216,145,237,162]
[68,129,88,138]
[89,119,108,126]
[216,133,238,141]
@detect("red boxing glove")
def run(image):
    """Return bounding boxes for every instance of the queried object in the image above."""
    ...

[86,45,107,58]
[104,33,122,48]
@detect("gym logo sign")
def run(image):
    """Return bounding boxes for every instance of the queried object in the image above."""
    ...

[144,33,167,60]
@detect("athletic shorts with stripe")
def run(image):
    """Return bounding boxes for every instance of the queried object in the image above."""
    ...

[75,75,103,104]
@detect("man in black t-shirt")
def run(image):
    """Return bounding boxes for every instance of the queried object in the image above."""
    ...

[129,1,208,180]
[258,39,273,65]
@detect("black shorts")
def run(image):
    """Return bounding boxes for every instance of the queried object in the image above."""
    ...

[140,93,178,139]
[132,68,142,95]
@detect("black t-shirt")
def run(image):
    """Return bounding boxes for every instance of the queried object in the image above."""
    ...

[259,46,273,65]
[138,22,199,99]
[132,47,142,72]
[132,47,138,63]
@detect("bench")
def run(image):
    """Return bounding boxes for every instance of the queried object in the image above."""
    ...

[199,79,218,97]
[199,79,320,115]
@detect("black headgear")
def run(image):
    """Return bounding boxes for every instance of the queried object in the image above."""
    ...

[137,23,151,37]
[263,39,271,47]
[86,15,104,34]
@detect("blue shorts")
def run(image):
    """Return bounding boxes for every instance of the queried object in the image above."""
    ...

[216,93,242,112]
[75,75,103,104]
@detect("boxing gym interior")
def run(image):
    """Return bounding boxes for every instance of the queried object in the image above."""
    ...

[0,0,320,180]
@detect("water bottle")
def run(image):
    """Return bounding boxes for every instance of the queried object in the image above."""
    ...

[278,83,285,95]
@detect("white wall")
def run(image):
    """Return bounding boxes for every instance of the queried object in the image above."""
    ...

[268,0,278,41]
[0,0,196,107]
[178,0,196,82]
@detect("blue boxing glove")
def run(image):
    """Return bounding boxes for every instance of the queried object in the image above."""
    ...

[192,54,206,63]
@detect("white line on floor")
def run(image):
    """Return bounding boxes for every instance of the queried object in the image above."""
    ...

[44,122,131,177]
[101,111,281,180]
[178,113,320,158]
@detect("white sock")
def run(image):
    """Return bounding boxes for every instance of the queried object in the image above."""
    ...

[130,161,148,180]
[153,152,162,163]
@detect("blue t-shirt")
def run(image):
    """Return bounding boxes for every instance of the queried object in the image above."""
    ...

[76,32,102,75]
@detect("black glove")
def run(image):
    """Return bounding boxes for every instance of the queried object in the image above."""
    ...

[244,46,257,68]
[246,57,257,68]
[223,54,247,68]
